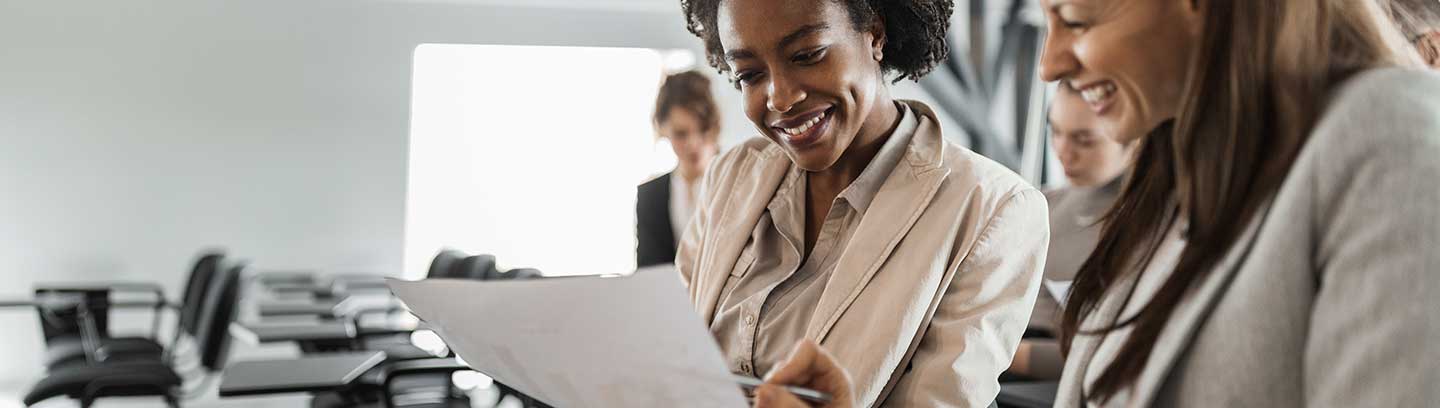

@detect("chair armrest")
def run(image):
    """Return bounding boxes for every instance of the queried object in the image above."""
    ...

[34,281,164,296]
[253,270,319,286]
[373,357,472,386]
[257,300,340,318]
[31,287,173,342]
[232,321,357,344]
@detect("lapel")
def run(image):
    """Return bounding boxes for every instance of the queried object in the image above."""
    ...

[695,147,791,323]
[808,101,951,341]
[1127,200,1277,405]
[659,172,677,251]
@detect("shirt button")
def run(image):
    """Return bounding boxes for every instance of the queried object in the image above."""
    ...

[740,362,752,373]
[744,314,755,326]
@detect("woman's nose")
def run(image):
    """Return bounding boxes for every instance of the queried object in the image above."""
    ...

[766,73,807,113]
[1039,31,1080,83]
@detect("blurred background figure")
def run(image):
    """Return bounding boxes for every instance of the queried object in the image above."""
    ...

[637,70,723,268]
[1388,0,1440,67]
[1007,84,1134,381]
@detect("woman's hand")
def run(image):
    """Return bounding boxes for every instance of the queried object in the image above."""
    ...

[753,340,854,408]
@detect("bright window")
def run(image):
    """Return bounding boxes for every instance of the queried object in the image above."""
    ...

[404,44,686,277]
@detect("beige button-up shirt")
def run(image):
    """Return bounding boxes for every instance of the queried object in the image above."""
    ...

[709,103,918,377]
[680,100,1049,406]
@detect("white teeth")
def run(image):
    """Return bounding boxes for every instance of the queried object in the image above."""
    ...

[779,110,827,137]
[1080,83,1116,104]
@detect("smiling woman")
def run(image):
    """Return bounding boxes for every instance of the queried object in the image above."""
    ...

[1034,0,1440,406]
[674,0,1051,406]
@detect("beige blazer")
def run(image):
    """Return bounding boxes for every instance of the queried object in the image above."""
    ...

[1055,67,1440,407]
[678,101,1050,407]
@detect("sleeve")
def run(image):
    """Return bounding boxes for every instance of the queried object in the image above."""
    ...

[1303,77,1440,406]
[884,188,1050,407]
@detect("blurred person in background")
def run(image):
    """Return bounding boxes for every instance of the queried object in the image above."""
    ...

[1387,0,1440,67]
[1007,84,1135,381]
[637,71,723,268]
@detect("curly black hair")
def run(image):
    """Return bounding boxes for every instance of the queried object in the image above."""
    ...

[680,0,953,83]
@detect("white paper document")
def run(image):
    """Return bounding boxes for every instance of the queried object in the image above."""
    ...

[1043,279,1073,308]
[387,270,748,408]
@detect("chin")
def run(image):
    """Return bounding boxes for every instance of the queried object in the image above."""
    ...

[1103,118,1149,144]
[791,156,832,172]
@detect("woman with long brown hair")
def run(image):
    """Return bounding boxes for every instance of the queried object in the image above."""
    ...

[1035,0,1440,405]
[752,0,1439,405]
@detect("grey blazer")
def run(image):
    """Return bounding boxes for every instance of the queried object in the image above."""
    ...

[1056,67,1440,407]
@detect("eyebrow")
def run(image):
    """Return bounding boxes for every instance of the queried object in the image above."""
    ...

[1048,0,1075,14]
[724,23,831,62]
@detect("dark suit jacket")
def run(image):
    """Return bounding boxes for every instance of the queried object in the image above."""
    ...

[636,172,676,267]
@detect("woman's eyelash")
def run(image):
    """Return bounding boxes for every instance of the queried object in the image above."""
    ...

[1059,17,1089,30]
[733,71,762,86]
[795,48,827,63]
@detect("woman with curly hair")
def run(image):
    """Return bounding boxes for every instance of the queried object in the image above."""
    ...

[673,0,1050,406]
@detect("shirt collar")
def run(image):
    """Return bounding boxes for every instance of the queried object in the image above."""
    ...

[838,102,917,214]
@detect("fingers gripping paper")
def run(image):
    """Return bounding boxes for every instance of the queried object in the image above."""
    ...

[387,271,748,407]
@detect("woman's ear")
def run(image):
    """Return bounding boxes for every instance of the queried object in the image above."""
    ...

[869,17,887,62]
[1180,0,1206,39]
[1419,31,1440,69]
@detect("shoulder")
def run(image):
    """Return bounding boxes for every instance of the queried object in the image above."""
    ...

[1312,67,1440,150]
[638,172,671,195]
[716,137,782,168]
[938,140,1042,206]
[704,136,783,185]
[902,99,1041,205]
[1287,67,1440,223]
[1043,186,1072,205]
[1302,67,1440,180]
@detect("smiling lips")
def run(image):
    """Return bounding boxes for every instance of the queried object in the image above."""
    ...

[770,107,833,148]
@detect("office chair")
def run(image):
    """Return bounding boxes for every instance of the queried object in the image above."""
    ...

[436,252,495,280]
[315,256,560,408]
[23,258,244,408]
[38,251,225,368]
[307,252,499,408]
[498,267,541,280]
[353,254,499,359]
[427,249,466,278]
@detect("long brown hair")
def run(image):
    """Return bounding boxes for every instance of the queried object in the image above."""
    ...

[1059,0,1420,402]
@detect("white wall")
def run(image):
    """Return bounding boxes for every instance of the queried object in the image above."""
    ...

[0,0,965,388]
[0,0,700,387]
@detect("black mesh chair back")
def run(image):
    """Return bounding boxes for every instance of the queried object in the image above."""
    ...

[35,290,109,343]
[449,254,497,280]
[194,259,243,372]
[502,268,542,280]
[178,252,224,337]
[425,249,465,279]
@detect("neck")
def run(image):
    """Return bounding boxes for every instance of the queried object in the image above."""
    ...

[809,97,901,192]
[677,153,714,185]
